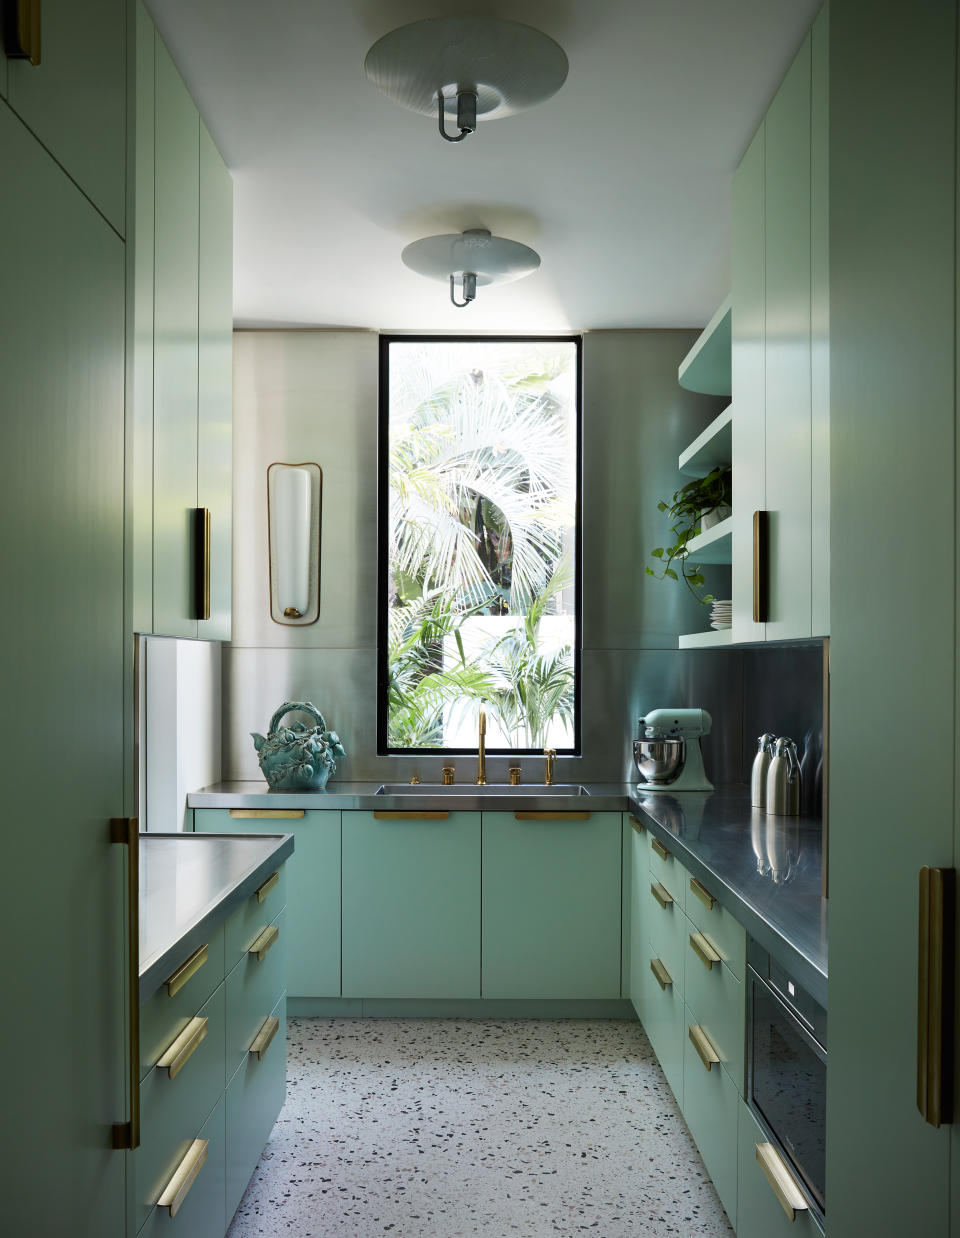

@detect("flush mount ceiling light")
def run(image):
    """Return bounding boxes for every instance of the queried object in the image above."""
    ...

[401,228,541,307]
[364,17,568,143]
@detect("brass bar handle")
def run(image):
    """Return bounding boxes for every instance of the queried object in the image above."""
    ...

[650,881,673,909]
[650,957,672,990]
[753,510,769,623]
[230,808,304,819]
[688,1023,720,1071]
[917,866,955,1126]
[514,811,590,821]
[690,877,716,910]
[157,1016,208,1080]
[194,507,211,621]
[158,1138,209,1218]
[249,923,279,962]
[110,816,140,1150]
[165,943,207,998]
[3,0,41,64]
[651,837,671,861]
[249,1015,280,1060]
[690,931,721,969]
[373,810,450,820]
[755,1142,809,1221]
[255,871,280,903]
[629,815,645,835]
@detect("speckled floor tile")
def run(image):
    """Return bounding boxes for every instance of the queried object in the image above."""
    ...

[226,1018,735,1237]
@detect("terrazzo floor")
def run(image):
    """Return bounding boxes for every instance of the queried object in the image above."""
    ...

[226,1017,735,1237]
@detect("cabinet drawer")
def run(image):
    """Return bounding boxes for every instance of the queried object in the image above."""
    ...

[736,1100,823,1237]
[226,991,287,1223]
[684,933,745,1093]
[138,1092,226,1238]
[649,833,687,908]
[140,927,225,1081]
[639,941,684,1106]
[226,906,286,1078]
[685,873,746,980]
[136,983,226,1233]
[682,1016,739,1227]
[646,877,688,1000]
[225,862,288,964]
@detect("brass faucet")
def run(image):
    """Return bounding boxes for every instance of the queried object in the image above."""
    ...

[442,766,455,785]
[476,710,487,785]
[509,766,521,785]
[544,748,556,785]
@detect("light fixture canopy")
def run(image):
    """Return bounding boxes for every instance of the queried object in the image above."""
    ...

[364,17,568,142]
[401,229,541,308]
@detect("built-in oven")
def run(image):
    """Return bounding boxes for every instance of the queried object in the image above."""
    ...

[747,939,827,1228]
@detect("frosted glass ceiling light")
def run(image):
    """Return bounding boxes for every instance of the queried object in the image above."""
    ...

[364,17,568,143]
[401,228,541,308]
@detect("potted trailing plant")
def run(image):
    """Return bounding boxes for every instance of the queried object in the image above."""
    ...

[647,465,732,603]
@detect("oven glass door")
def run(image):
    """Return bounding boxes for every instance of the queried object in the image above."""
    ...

[750,971,827,1215]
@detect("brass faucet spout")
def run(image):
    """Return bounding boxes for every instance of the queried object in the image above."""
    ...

[544,748,556,786]
[477,710,487,785]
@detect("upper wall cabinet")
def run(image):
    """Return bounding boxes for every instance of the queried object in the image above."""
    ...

[730,12,829,643]
[132,5,233,641]
[3,0,126,234]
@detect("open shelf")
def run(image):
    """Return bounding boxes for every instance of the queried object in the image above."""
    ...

[679,405,732,477]
[679,627,733,649]
[684,517,733,564]
[678,296,732,396]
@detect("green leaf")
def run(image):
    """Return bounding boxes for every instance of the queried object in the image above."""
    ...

[650,547,664,558]
[657,501,668,512]
[645,566,655,576]
[664,568,678,581]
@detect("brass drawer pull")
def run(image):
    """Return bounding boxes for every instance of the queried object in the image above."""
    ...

[229,808,304,819]
[650,958,672,990]
[157,1016,208,1080]
[249,923,279,962]
[158,1138,209,1218]
[373,810,450,820]
[164,944,207,998]
[690,877,716,910]
[755,1142,809,1221]
[918,866,956,1126]
[688,1023,720,1071]
[256,871,280,903]
[650,881,673,909]
[249,1015,280,1060]
[651,837,671,861]
[514,811,591,821]
[690,931,721,969]
[629,815,645,835]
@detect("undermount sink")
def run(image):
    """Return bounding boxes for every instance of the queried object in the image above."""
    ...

[375,783,590,796]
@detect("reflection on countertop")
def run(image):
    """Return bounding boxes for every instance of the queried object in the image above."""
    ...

[629,786,827,1007]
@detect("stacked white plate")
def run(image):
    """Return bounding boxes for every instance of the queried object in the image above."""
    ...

[710,599,732,630]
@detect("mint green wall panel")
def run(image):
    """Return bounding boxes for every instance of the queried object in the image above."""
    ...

[736,1100,822,1238]
[731,124,766,642]
[141,925,226,1081]
[226,907,286,1078]
[828,2,957,1234]
[682,1019,738,1226]
[226,992,287,1223]
[764,33,812,640]
[153,34,199,638]
[197,120,233,642]
[139,1092,227,1238]
[810,5,830,638]
[197,810,341,997]
[0,100,127,1237]
[342,811,481,998]
[6,0,126,233]
[482,812,621,999]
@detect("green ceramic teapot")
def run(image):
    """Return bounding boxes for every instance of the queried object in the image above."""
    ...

[251,702,346,790]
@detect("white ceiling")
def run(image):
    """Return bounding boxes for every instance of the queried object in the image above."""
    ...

[146,0,821,332]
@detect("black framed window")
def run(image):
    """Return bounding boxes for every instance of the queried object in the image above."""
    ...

[377,335,582,755]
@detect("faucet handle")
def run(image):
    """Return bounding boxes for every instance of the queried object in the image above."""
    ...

[442,766,455,786]
[543,748,557,785]
[509,766,522,786]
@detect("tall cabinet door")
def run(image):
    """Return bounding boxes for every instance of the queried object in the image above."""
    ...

[0,100,126,1235]
[198,121,234,642]
[153,36,199,638]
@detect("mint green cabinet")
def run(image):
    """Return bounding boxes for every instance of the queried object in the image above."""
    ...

[737,1100,822,1238]
[140,926,226,1080]
[646,872,687,996]
[5,0,126,233]
[226,907,287,1078]
[139,1093,227,1238]
[683,935,745,1093]
[481,811,621,999]
[342,811,481,998]
[638,942,684,1103]
[196,809,341,997]
[682,1019,738,1226]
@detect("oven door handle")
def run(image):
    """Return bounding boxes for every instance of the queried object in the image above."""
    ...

[755,1142,809,1221]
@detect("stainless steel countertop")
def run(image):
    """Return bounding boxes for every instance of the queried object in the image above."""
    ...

[140,832,294,1003]
[188,780,827,1002]
[629,788,828,1007]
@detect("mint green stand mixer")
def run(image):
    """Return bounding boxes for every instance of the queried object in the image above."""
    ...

[633,708,713,792]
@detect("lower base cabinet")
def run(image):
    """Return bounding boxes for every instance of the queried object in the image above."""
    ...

[226,992,287,1219]
[682,1023,739,1226]
[736,1100,823,1237]
[639,950,685,1102]
[138,1094,227,1238]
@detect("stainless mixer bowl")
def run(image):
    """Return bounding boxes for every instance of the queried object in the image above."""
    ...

[634,738,684,784]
